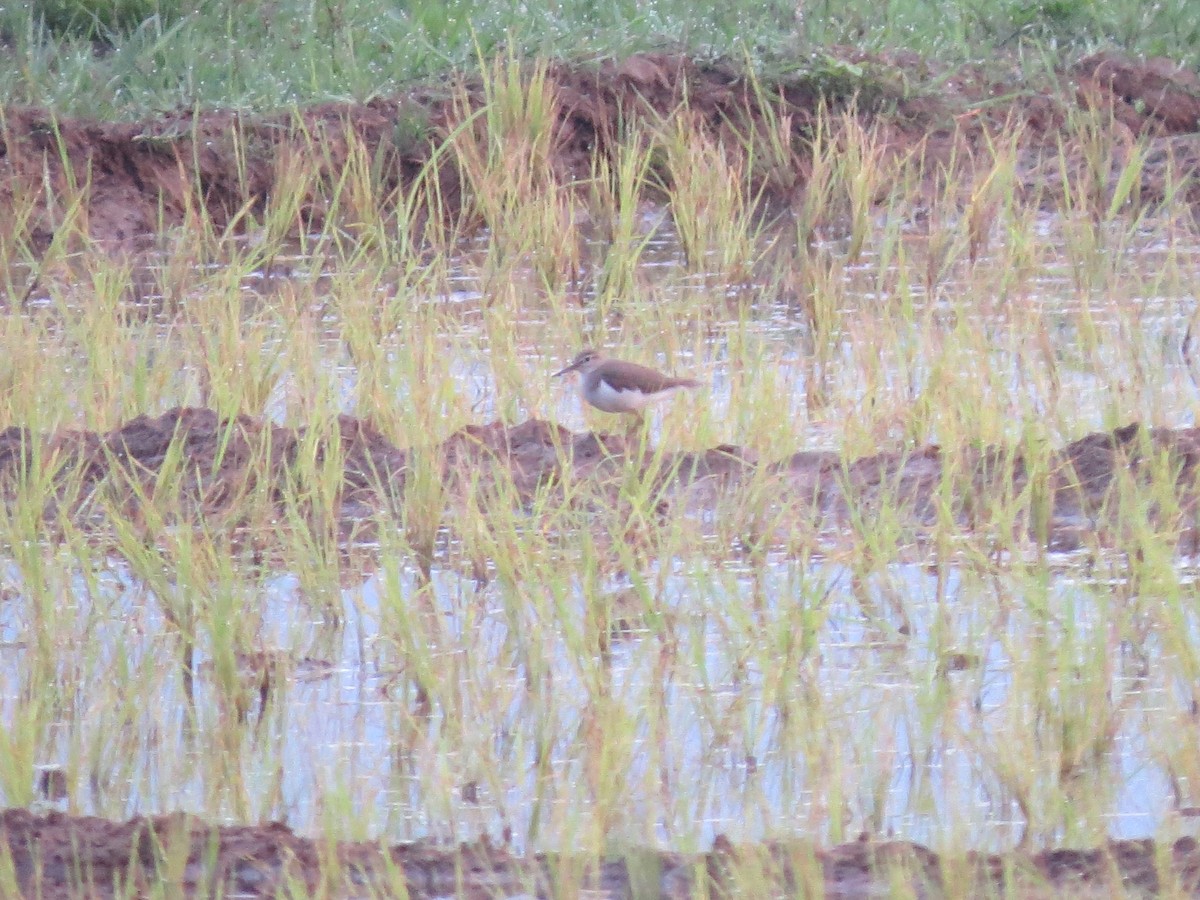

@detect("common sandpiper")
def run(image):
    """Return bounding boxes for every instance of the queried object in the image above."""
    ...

[553,349,701,423]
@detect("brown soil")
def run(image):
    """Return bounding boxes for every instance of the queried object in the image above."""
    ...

[3,808,1199,897]
[2,406,1199,553]
[1,51,1198,249]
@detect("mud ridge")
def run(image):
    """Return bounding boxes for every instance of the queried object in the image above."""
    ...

[3,808,1199,897]
[2,407,1199,551]
[1,51,1198,248]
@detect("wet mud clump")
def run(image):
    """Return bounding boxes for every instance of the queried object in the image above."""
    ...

[3,808,1200,897]
[0,406,1197,553]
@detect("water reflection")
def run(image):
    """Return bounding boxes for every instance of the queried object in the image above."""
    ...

[2,546,1192,851]
[2,215,1200,850]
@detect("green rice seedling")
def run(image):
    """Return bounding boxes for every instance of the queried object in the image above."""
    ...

[733,455,825,559]
[283,416,355,561]
[1052,111,1152,300]
[990,198,1046,305]
[792,102,840,248]
[0,690,41,808]
[528,180,586,295]
[371,564,456,757]
[0,178,50,305]
[200,573,268,729]
[972,127,1023,224]
[482,304,547,421]
[917,129,1010,298]
[739,65,804,202]
[52,254,179,424]
[178,286,286,416]
[332,267,409,410]
[1104,140,1150,224]
[447,49,578,285]
[454,477,518,590]
[99,434,194,553]
[405,131,476,263]
[276,305,347,425]
[390,303,472,435]
[248,129,323,260]
[288,112,424,267]
[588,128,658,309]
[18,114,92,242]
[791,245,845,418]
[21,232,89,320]
[1058,103,1139,222]
[139,814,197,899]
[656,110,770,283]
[0,429,87,586]
[0,527,93,798]
[919,184,966,303]
[0,842,18,898]
[829,109,894,263]
[0,308,62,427]
[398,443,445,585]
[614,440,697,553]
[296,118,402,255]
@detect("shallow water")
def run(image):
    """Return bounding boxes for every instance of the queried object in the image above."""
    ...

[2,547,1195,851]
[3,214,1200,852]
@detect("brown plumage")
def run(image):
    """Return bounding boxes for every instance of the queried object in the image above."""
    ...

[553,349,701,416]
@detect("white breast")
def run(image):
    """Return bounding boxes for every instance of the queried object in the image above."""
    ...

[587,377,678,413]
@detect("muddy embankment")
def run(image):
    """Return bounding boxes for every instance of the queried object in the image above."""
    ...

[1,406,1199,552]
[5,807,1200,897]
[0,51,1199,249]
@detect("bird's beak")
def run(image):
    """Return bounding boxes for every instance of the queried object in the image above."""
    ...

[552,362,579,377]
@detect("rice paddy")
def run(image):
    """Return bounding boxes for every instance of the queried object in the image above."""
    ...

[1,20,1200,896]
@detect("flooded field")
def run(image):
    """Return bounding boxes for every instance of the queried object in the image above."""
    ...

[2,214,1200,860]
[2,51,1200,895]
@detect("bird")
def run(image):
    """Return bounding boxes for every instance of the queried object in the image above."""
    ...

[553,348,701,423]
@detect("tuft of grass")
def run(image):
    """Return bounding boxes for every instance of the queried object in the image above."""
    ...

[22,0,185,43]
[0,0,1196,117]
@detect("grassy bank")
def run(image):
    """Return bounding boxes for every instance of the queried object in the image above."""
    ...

[1,0,1198,118]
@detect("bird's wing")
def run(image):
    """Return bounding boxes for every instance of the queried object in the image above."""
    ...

[604,362,698,393]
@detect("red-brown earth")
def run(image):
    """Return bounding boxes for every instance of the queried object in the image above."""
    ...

[0,407,1197,552]
[0,51,1198,249]
[5,808,1200,897]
